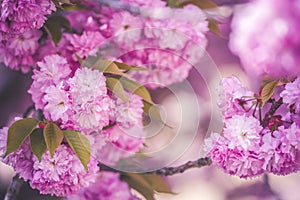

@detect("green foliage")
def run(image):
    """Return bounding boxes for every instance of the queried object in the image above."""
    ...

[63,130,91,172]
[178,0,218,9]
[208,19,223,37]
[5,118,39,156]
[261,79,280,105]
[43,122,64,157]
[106,77,129,102]
[121,173,173,200]
[30,128,47,162]
[44,15,70,45]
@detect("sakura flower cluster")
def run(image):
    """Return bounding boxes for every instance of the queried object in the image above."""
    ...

[1,0,209,88]
[29,54,145,166]
[1,53,146,196]
[229,0,300,78]
[0,122,99,197]
[0,0,55,72]
[205,76,300,178]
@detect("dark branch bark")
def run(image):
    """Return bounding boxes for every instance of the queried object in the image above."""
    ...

[22,104,35,118]
[261,97,283,127]
[4,174,23,200]
[99,157,212,176]
[148,157,212,176]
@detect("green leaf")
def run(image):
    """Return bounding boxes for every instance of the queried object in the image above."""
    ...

[180,0,218,9]
[142,174,173,194]
[106,77,128,102]
[261,80,279,104]
[43,122,64,157]
[121,173,155,200]
[119,77,153,104]
[44,15,70,45]
[63,130,91,172]
[30,128,47,162]
[5,118,39,156]
[113,61,147,71]
[51,0,74,9]
[143,101,171,128]
[121,173,174,200]
[208,19,223,37]
[93,60,125,76]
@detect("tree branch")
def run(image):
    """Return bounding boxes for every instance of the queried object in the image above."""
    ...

[99,157,212,176]
[148,157,212,176]
[4,174,23,200]
[261,97,283,127]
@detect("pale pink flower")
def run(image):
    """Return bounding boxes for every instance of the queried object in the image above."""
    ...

[68,68,107,105]
[229,0,300,77]
[72,97,111,133]
[43,85,71,122]
[218,76,254,119]
[66,31,105,60]
[30,144,99,197]
[224,115,262,151]
[114,92,144,128]
[280,76,300,113]
[67,172,140,200]
[109,11,143,47]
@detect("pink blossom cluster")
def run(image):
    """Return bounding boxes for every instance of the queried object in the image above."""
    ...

[1,0,209,88]
[205,76,300,178]
[0,123,99,197]
[104,2,209,88]
[29,54,145,164]
[229,0,300,78]
[68,172,140,200]
[0,0,55,72]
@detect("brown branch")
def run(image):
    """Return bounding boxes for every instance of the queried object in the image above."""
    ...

[261,97,283,127]
[4,174,23,200]
[99,157,212,176]
[148,157,212,176]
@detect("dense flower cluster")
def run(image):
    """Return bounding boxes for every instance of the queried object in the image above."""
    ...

[0,0,209,88]
[68,172,140,200]
[229,0,300,78]
[205,76,300,178]
[0,0,55,72]
[0,123,99,196]
[29,53,145,165]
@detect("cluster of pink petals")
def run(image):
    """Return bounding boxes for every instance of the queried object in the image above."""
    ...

[29,54,111,133]
[205,76,300,178]
[60,0,209,88]
[29,54,145,166]
[280,76,300,113]
[218,76,254,119]
[0,125,99,197]
[0,0,56,72]
[0,0,55,39]
[229,0,300,78]
[67,172,140,200]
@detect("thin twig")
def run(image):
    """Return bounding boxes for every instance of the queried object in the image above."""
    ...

[4,174,23,200]
[261,97,283,128]
[148,157,212,176]
[22,104,35,118]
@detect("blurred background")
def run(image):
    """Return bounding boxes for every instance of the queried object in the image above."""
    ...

[1,1,300,200]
